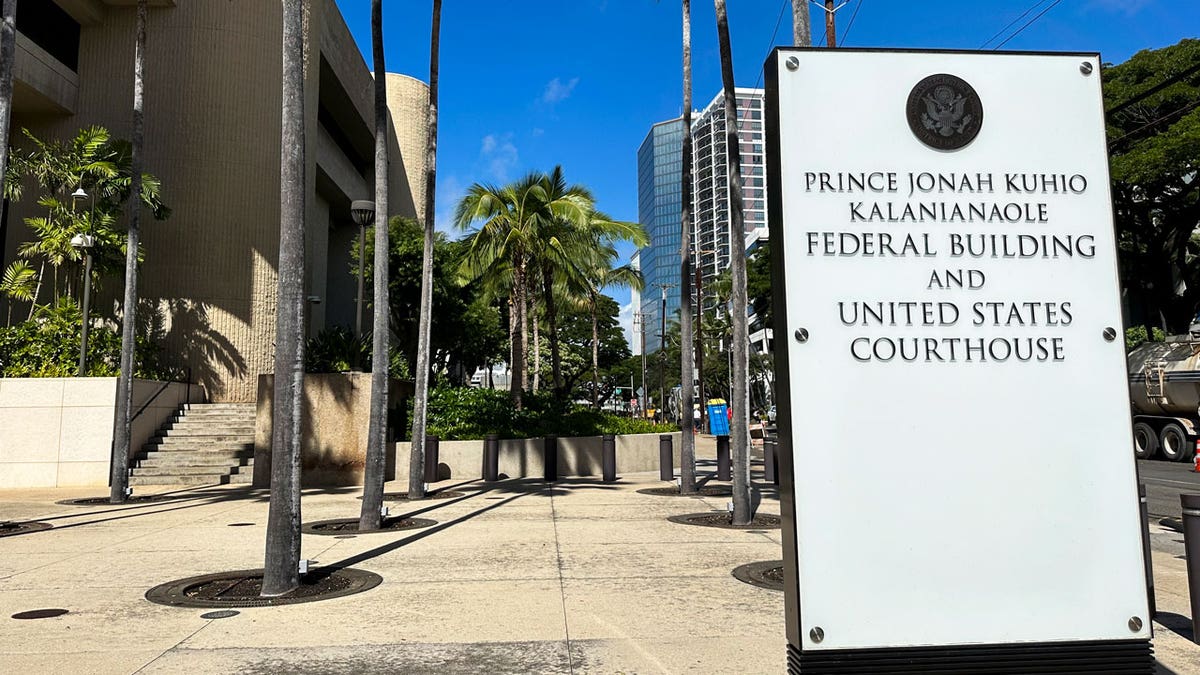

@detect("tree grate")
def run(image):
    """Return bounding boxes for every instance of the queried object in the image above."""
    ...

[666,512,782,529]
[145,567,382,608]
[302,516,437,536]
[732,560,785,591]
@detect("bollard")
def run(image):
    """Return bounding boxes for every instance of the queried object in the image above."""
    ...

[717,436,731,481]
[602,434,616,483]
[764,438,778,485]
[424,435,440,484]
[1182,493,1200,645]
[544,435,558,483]
[1139,484,1155,618]
[483,434,499,482]
[659,434,674,481]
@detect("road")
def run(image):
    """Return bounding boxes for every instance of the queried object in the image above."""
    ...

[1137,459,1200,519]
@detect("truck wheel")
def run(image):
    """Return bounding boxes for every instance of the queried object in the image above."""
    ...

[1133,422,1159,459]
[1158,423,1190,462]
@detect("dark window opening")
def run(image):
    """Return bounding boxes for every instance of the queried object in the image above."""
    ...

[15,1,81,72]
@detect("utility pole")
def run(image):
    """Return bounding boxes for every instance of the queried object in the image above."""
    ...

[813,0,847,48]
[824,0,836,48]
[635,311,647,417]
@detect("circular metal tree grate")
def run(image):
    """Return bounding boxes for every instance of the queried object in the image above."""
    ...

[357,491,466,501]
[56,495,181,506]
[666,512,782,530]
[636,485,733,497]
[302,517,437,536]
[0,521,53,537]
[145,567,382,608]
[732,560,785,591]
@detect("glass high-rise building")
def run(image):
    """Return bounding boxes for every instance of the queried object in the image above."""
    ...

[635,89,768,353]
[636,118,685,352]
[691,88,767,296]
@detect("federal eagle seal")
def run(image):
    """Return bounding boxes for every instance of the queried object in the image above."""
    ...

[906,73,982,151]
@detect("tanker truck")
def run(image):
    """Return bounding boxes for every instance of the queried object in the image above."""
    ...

[1127,333,1200,462]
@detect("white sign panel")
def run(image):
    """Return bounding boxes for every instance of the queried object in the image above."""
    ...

[770,50,1148,651]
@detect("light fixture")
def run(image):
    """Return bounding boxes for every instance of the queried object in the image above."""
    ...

[71,188,88,199]
[350,200,375,226]
[70,233,95,248]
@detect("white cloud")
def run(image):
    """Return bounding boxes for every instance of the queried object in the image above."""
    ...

[541,77,580,105]
[479,133,519,182]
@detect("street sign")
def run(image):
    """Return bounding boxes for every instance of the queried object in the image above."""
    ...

[767,48,1150,672]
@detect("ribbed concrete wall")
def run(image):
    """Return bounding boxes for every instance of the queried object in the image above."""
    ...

[2,0,426,402]
[386,73,429,225]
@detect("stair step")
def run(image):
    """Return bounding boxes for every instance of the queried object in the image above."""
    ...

[131,465,249,476]
[130,474,234,486]
[228,472,254,484]
[184,403,255,411]
[137,455,253,468]
[152,434,254,444]
[158,426,255,435]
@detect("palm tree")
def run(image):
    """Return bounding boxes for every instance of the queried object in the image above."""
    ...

[359,0,390,529]
[110,0,149,505]
[678,0,697,494]
[262,0,308,597]
[0,0,16,207]
[792,0,811,47]
[713,0,752,525]
[408,0,442,501]
[456,171,589,408]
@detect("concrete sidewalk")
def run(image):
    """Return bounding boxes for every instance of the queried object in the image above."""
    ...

[1,472,1197,674]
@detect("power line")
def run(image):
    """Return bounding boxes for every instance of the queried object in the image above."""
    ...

[1108,98,1200,150]
[994,0,1062,49]
[979,0,1049,49]
[839,0,864,46]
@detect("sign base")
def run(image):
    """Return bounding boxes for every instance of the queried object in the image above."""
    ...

[787,639,1154,674]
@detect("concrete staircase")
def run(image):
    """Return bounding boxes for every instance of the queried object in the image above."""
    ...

[129,403,256,486]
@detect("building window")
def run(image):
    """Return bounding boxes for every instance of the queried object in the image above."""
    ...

[15,1,81,72]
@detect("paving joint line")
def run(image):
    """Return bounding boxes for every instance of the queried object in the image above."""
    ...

[547,485,576,675]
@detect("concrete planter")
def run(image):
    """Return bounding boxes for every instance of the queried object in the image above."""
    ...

[0,377,201,488]
[252,373,412,488]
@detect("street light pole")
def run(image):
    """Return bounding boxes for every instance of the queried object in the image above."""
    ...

[71,188,95,377]
[350,201,375,351]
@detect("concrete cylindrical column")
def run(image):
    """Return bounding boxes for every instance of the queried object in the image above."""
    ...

[717,436,731,482]
[483,434,499,482]
[1182,493,1200,644]
[544,435,559,483]
[659,434,674,481]
[424,435,440,484]
[602,434,616,483]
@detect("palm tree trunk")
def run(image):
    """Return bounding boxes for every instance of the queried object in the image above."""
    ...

[714,0,752,525]
[591,294,600,409]
[532,303,540,392]
[110,0,147,505]
[0,0,15,191]
[408,0,441,500]
[792,0,811,47]
[27,260,44,320]
[359,0,390,529]
[510,259,526,408]
[543,267,564,394]
[262,0,307,597]
[678,0,697,494]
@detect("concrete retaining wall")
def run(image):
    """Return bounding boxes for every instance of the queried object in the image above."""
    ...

[0,377,202,488]
[390,432,685,485]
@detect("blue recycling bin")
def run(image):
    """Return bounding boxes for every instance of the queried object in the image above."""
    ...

[707,402,730,437]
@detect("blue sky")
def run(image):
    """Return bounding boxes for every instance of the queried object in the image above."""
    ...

[333,0,1199,345]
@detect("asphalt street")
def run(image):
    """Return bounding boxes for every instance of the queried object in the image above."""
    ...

[1138,459,1200,520]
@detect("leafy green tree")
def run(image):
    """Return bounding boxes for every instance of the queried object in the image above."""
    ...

[1105,39,1200,333]
[746,241,772,330]
[553,293,631,400]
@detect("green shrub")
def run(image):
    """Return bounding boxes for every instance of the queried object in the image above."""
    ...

[0,298,170,379]
[304,326,410,379]
[421,386,677,440]
[1125,325,1167,351]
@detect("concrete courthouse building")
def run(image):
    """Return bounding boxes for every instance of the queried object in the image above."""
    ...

[0,0,429,402]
